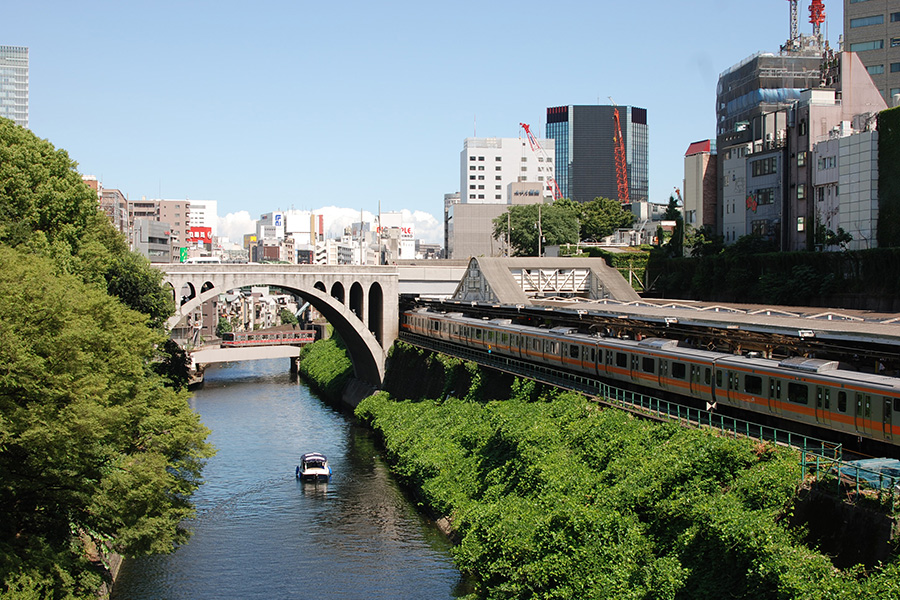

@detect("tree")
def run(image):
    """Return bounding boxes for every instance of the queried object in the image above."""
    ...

[685,225,725,257]
[0,247,214,597]
[492,201,579,256]
[0,118,212,597]
[216,316,233,338]
[279,308,299,326]
[578,197,634,241]
[659,195,684,257]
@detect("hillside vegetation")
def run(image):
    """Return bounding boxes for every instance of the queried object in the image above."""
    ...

[348,343,900,600]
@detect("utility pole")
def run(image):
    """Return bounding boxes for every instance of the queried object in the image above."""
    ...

[537,204,543,257]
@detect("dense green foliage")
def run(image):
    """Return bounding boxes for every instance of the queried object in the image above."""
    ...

[357,380,900,599]
[296,335,354,401]
[576,197,634,242]
[878,106,900,248]
[279,308,299,326]
[0,118,213,598]
[492,201,579,256]
[491,198,634,256]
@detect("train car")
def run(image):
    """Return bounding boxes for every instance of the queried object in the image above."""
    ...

[221,326,316,347]
[401,309,900,446]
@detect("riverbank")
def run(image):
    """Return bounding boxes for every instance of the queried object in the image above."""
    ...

[300,339,900,599]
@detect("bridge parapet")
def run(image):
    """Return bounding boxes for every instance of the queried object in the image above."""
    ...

[158,264,399,387]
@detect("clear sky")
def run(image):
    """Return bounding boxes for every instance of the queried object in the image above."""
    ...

[4,0,843,243]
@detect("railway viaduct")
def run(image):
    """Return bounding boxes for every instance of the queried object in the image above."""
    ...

[160,264,398,387]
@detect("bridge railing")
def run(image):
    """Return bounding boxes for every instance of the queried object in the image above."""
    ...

[400,332,843,461]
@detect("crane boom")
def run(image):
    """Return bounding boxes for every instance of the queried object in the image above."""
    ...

[520,122,563,201]
[609,100,630,204]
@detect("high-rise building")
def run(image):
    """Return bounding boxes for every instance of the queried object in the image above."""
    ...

[0,46,28,128]
[545,104,649,204]
[843,0,900,103]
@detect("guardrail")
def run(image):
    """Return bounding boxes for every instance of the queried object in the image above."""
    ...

[801,453,900,510]
[400,332,843,461]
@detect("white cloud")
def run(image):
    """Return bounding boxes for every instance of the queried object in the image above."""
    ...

[217,210,255,244]
[216,206,445,247]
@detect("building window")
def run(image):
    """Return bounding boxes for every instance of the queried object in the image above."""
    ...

[892,63,900,73]
[478,194,484,199]
[797,217,805,232]
[867,64,885,75]
[751,157,777,176]
[470,165,476,171]
[817,187,825,202]
[521,157,527,162]
[478,175,484,180]
[850,14,884,27]
[891,38,900,48]
[469,185,476,190]
[797,184,806,200]
[851,40,885,51]
[495,185,501,190]
[755,188,775,205]
[797,151,807,167]
[495,195,502,200]
[478,166,484,170]
[495,166,501,171]
[478,156,484,161]
[892,88,900,97]
[496,176,501,180]
[893,12,900,21]
[470,175,476,180]
[469,156,475,161]
[495,156,502,161]
[521,167,528,172]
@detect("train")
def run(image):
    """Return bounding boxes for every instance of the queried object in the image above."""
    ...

[401,308,900,447]
[221,326,316,347]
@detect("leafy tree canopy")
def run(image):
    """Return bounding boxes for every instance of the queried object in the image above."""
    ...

[578,197,634,241]
[279,308,299,326]
[0,247,214,597]
[492,201,579,256]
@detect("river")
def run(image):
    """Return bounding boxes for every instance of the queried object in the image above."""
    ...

[111,359,466,599]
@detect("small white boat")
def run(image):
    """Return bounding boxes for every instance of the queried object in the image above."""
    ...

[296,452,331,482]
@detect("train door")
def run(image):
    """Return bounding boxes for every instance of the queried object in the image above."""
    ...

[767,378,782,414]
[883,398,895,440]
[854,393,873,436]
[815,386,832,427]
[658,359,669,391]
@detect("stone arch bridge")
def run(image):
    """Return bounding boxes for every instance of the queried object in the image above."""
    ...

[159,264,398,387]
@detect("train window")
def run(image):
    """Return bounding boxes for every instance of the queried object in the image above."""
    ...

[501,333,508,344]
[835,391,846,412]
[788,383,809,405]
[715,370,723,387]
[671,362,686,380]
[616,352,627,368]
[432,321,440,331]
[745,375,762,395]
[475,329,482,340]
[704,368,711,385]
[894,398,900,414]
[824,389,831,409]
[590,348,596,363]
[866,395,872,417]
[569,344,579,359]
[642,357,655,374]
[606,350,613,366]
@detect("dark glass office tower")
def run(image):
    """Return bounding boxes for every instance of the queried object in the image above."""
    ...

[546,104,649,204]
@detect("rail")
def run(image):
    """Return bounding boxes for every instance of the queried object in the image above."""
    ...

[400,331,843,461]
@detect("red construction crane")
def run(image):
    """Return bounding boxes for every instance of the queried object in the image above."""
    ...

[520,122,563,201]
[609,98,630,204]
[809,0,825,37]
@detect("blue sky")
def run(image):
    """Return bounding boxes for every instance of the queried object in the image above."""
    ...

[5,0,843,243]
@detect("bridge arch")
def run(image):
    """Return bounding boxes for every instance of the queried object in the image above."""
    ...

[160,265,399,387]
[368,282,383,344]
[331,282,345,304]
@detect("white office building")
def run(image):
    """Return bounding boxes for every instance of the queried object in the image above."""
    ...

[188,200,218,237]
[460,137,556,204]
[0,46,28,128]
